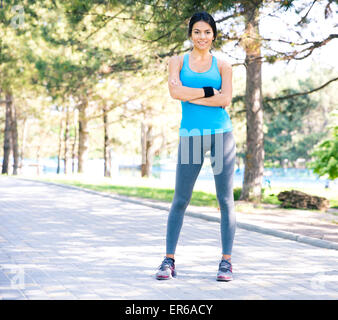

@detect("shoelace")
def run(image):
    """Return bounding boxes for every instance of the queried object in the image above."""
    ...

[219,259,232,272]
[158,258,174,270]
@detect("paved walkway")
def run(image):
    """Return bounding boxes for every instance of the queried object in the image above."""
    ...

[0,176,337,300]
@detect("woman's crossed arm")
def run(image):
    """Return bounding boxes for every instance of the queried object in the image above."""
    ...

[168,55,232,108]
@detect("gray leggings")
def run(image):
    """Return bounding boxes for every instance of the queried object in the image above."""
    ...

[166,131,236,255]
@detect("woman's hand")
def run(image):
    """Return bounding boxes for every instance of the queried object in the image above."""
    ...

[170,79,182,86]
[172,80,225,108]
[171,80,221,98]
[214,89,226,109]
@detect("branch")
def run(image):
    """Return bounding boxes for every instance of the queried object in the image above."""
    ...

[282,34,338,61]
[156,46,190,59]
[231,76,338,110]
[265,77,338,102]
[83,7,127,42]
[86,78,167,121]
[235,33,338,65]
[296,0,317,26]
[215,14,236,23]
[122,20,186,43]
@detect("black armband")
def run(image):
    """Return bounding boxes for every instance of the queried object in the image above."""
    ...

[203,86,214,98]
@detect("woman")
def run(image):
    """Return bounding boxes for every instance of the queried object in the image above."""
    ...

[156,11,236,281]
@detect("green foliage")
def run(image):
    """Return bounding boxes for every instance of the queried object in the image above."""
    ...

[128,0,235,56]
[233,187,242,201]
[63,0,94,24]
[264,86,322,164]
[280,1,295,10]
[1,0,337,184]
[308,126,338,180]
[35,177,244,207]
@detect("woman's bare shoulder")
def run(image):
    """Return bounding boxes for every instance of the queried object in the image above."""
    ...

[169,55,184,70]
[216,57,232,73]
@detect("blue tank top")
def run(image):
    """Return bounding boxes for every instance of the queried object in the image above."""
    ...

[179,53,233,136]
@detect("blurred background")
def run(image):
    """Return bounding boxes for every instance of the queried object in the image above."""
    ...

[0,0,337,208]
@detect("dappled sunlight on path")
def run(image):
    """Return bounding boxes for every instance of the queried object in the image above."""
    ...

[0,176,337,299]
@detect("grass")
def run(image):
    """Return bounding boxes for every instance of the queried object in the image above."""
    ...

[15,173,338,210]
[39,178,220,208]
[262,191,282,206]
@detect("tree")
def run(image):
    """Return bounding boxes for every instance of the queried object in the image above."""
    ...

[125,0,338,201]
[263,63,338,166]
[2,0,336,188]
[1,3,37,174]
[32,0,145,174]
[264,87,318,165]
[240,1,264,201]
[1,92,12,174]
[309,124,338,181]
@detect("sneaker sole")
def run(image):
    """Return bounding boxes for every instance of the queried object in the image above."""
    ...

[156,273,177,280]
[216,276,233,282]
[156,275,171,280]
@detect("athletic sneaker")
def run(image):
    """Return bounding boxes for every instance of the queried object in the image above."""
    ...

[216,258,233,281]
[156,257,177,280]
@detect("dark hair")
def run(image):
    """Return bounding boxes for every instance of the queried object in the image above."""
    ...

[188,11,217,41]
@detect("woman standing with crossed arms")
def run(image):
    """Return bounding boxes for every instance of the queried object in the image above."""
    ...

[156,11,236,281]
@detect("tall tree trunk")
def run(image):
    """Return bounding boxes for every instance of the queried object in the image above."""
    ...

[159,127,166,158]
[279,159,283,168]
[72,109,78,174]
[64,106,70,174]
[78,99,89,173]
[141,122,154,177]
[2,92,12,174]
[10,102,19,175]
[20,118,27,171]
[57,117,63,174]
[36,144,41,176]
[103,105,111,177]
[240,1,265,202]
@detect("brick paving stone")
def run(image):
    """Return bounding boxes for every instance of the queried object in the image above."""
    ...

[0,176,337,300]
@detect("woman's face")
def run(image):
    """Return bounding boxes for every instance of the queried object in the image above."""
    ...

[190,21,214,50]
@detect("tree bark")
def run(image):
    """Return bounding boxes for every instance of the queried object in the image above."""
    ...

[20,118,27,171]
[141,122,154,177]
[36,144,41,176]
[57,117,63,174]
[64,106,70,174]
[240,1,265,202]
[103,105,111,177]
[72,109,78,174]
[2,93,12,174]
[78,98,89,173]
[10,102,19,175]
